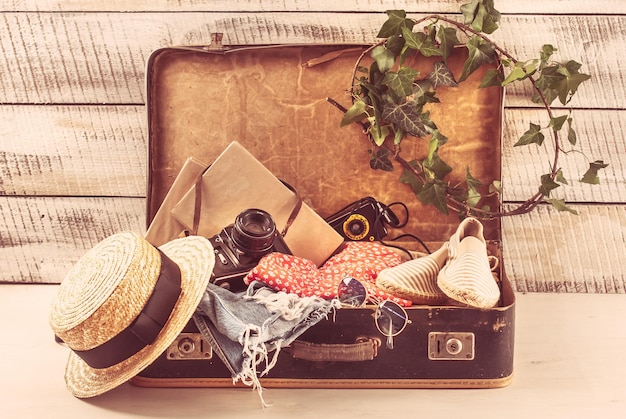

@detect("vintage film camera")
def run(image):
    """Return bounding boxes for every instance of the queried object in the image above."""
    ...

[208,208,291,292]
[325,197,406,242]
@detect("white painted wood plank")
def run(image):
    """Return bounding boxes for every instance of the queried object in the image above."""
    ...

[502,109,626,203]
[5,0,626,14]
[0,196,145,283]
[502,204,626,294]
[494,15,626,110]
[0,13,622,109]
[0,105,146,197]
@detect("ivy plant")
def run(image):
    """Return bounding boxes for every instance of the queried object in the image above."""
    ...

[337,0,606,218]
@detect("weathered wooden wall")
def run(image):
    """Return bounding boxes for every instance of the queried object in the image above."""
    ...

[1,1,624,293]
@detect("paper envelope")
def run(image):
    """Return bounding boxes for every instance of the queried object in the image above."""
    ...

[145,156,208,246]
[170,141,344,267]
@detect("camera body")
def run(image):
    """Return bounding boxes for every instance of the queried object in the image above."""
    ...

[325,197,401,242]
[208,208,291,292]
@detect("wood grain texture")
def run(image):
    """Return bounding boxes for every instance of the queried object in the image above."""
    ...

[0,1,624,289]
[0,105,146,197]
[502,204,626,294]
[502,109,626,203]
[4,0,626,13]
[0,196,145,283]
[0,13,622,109]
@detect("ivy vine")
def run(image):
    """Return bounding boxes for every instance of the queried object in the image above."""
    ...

[336,0,607,218]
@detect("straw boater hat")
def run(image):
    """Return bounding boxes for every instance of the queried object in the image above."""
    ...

[49,231,215,398]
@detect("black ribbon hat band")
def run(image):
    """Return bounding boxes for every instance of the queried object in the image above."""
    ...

[73,250,182,369]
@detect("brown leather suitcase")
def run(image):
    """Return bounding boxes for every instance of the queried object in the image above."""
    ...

[131,35,515,389]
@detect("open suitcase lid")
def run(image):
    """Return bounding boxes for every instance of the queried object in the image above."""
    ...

[145,39,504,245]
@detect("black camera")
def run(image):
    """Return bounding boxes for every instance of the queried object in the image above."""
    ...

[325,197,405,242]
[208,208,291,292]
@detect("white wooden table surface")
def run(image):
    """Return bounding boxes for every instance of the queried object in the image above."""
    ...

[2,284,625,418]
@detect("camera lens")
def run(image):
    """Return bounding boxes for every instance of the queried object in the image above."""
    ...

[348,220,365,235]
[342,214,369,240]
[232,208,276,257]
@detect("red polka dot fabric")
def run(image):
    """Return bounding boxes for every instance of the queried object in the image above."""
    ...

[245,242,412,307]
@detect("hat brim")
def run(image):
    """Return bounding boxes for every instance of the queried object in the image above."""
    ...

[63,235,214,398]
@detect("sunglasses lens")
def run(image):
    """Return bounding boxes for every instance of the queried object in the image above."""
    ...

[337,277,367,307]
[375,300,409,337]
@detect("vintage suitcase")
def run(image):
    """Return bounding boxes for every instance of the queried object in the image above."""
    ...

[131,35,515,389]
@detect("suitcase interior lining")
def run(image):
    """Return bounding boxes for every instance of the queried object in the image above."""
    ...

[146,45,504,244]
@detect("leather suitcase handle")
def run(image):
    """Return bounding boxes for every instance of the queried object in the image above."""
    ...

[289,338,380,362]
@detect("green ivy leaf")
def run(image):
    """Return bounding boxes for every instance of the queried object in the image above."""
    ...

[340,99,369,127]
[412,80,440,106]
[419,110,438,132]
[393,126,405,145]
[479,68,503,88]
[536,62,591,105]
[369,148,394,171]
[567,118,577,146]
[465,167,483,207]
[428,61,458,89]
[580,160,609,184]
[539,174,560,196]
[540,44,557,70]
[514,123,545,146]
[550,114,568,131]
[400,160,424,194]
[459,36,495,82]
[555,168,568,185]
[385,34,406,56]
[377,10,415,38]
[382,67,420,97]
[431,129,448,148]
[559,70,591,105]
[423,151,452,181]
[466,186,482,208]
[369,121,390,146]
[460,0,501,34]
[489,180,502,194]
[531,83,559,105]
[501,60,538,86]
[417,181,449,214]
[402,27,442,57]
[371,45,396,73]
[426,131,448,164]
[437,25,460,62]
[545,198,578,215]
[466,167,483,189]
[382,100,429,137]
[501,65,527,87]
[460,0,480,23]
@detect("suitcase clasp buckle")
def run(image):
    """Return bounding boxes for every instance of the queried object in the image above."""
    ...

[208,33,224,51]
[166,333,213,360]
[428,332,475,360]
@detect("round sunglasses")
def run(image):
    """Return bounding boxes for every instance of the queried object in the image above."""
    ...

[337,276,411,350]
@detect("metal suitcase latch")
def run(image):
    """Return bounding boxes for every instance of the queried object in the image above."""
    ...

[166,333,212,360]
[428,332,475,360]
